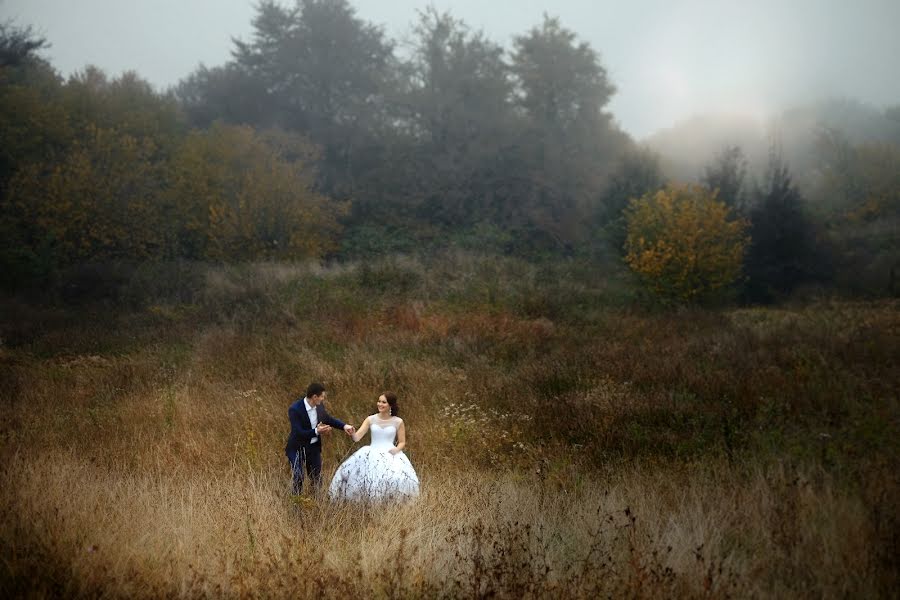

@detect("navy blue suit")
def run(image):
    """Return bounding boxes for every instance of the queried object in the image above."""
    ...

[285,398,347,494]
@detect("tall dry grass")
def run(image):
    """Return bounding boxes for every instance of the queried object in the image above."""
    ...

[2,447,891,598]
[1,257,898,597]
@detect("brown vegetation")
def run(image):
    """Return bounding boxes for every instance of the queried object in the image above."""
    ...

[1,257,898,597]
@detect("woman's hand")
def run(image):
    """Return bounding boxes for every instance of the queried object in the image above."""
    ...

[388,447,400,455]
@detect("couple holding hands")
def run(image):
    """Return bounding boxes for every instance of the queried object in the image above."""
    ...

[284,382,420,502]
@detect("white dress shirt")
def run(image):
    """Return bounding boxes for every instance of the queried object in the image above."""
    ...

[304,397,319,444]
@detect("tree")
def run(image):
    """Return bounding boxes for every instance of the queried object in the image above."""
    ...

[813,128,898,295]
[743,149,825,302]
[0,55,69,285]
[815,128,900,220]
[507,15,627,253]
[62,68,183,144]
[173,63,268,129]
[167,123,346,260]
[2,62,344,281]
[404,9,511,144]
[0,21,63,196]
[231,0,395,196]
[596,146,665,254]
[0,20,48,68]
[1,68,180,279]
[392,8,516,229]
[701,145,747,210]
[510,15,615,132]
[624,184,748,304]
[7,124,167,263]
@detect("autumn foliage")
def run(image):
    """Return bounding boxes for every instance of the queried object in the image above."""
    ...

[168,124,346,260]
[1,66,345,274]
[624,184,748,304]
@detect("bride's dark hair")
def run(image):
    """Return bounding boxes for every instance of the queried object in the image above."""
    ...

[383,391,399,417]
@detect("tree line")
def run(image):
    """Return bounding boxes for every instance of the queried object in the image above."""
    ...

[1,1,898,303]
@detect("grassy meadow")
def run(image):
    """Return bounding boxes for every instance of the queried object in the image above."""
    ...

[1,254,898,598]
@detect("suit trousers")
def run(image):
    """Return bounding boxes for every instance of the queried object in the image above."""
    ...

[288,442,322,494]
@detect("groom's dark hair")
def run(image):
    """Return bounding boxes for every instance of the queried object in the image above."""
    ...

[306,382,326,398]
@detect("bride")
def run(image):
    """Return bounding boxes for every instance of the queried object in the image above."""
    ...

[329,392,420,501]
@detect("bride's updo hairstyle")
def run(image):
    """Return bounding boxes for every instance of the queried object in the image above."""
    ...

[383,391,399,417]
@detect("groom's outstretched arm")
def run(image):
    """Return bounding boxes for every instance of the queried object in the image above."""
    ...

[321,405,353,434]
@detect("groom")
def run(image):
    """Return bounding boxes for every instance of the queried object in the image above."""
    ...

[285,382,355,495]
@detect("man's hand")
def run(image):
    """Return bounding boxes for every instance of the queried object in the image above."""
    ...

[315,424,332,435]
[344,424,356,436]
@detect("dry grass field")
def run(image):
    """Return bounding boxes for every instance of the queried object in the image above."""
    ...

[1,256,898,598]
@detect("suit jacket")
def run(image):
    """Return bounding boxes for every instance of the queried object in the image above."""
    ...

[284,398,347,457]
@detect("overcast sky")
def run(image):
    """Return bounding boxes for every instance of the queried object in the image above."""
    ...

[3,0,899,138]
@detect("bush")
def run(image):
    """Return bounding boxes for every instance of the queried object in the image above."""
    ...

[168,124,348,260]
[624,183,748,305]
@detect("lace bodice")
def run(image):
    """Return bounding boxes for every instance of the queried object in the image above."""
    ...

[369,417,398,451]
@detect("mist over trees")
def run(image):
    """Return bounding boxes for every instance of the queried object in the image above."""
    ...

[176,1,630,257]
[1,1,898,302]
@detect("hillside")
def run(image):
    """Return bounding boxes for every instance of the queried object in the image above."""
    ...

[2,257,897,597]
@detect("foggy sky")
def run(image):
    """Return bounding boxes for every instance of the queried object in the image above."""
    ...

[3,0,899,139]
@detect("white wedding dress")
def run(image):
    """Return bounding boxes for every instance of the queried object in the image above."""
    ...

[329,417,420,501]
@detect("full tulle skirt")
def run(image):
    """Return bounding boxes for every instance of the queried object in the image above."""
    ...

[329,446,420,501]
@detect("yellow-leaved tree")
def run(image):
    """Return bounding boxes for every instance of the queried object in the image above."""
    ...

[624,183,748,304]
[167,124,348,260]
